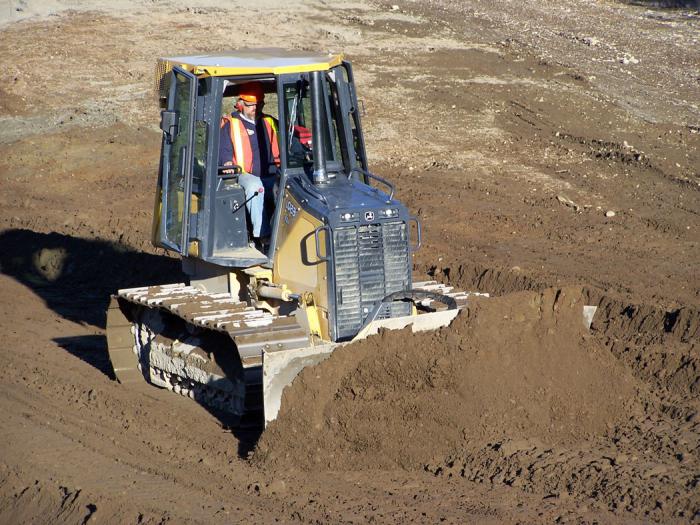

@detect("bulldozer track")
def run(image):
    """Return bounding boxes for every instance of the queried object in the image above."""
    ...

[107,284,312,423]
[107,280,478,422]
[117,283,311,366]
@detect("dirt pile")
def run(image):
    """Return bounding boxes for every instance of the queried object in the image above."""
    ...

[256,287,641,471]
[256,287,700,519]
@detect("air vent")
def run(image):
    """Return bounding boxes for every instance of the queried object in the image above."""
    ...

[333,221,411,340]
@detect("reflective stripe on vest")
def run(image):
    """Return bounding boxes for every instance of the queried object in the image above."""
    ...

[231,117,250,172]
[262,116,280,167]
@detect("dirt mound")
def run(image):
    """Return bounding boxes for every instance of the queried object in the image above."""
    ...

[256,287,641,471]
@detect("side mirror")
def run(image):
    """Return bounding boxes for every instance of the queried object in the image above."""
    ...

[160,110,179,143]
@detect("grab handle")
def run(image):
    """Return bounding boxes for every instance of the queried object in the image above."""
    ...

[409,216,422,251]
[348,167,395,203]
[313,225,330,263]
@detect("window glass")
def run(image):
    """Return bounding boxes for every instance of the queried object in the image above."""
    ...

[283,78,344,171]
[164,71,193,249]
[220,81,279,119]
[284,81,310,169]
[326,76,347,167]
[219,79,279,173]
[193,120,207,204]
[339,66,366,170]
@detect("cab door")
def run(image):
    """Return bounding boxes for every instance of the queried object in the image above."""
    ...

[155,66,197,255]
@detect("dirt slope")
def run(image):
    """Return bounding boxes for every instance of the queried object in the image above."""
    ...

[259,288,640,470]
[0,0,698,523]
[257,287,698,521]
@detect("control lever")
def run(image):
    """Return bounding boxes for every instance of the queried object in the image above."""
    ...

[233,187,263,212]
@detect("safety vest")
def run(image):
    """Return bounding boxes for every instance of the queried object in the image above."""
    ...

[220,113,280,174]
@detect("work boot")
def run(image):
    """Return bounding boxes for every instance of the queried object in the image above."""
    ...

[254,236,270,253]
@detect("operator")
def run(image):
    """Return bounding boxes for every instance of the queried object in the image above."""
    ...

[219,82,280,246]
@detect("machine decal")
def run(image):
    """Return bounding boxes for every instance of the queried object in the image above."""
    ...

[364,211,375,221]
[286,200,299,218]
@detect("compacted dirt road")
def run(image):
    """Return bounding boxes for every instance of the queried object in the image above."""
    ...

[0,0,698,523]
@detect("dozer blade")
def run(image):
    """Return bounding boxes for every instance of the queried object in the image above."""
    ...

[106,295,143,383]
[262,308,461,424]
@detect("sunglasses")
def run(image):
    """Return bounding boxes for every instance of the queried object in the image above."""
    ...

[240,100,262,107]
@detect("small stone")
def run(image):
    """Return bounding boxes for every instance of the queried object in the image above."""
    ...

[557,195,581,212]
[605,210,616,217]
[582,36,599,46]
[391,4,399,10]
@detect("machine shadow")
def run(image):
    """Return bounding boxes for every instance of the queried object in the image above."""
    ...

[54,335,116,380]
[197,398,264,458]
[622,0,699,7]
[0,228,184,328]
[2,229,262,453]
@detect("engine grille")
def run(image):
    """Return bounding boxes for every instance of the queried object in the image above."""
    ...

[333,221,411,340]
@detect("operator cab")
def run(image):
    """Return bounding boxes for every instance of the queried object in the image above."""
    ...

[153,51,387,270]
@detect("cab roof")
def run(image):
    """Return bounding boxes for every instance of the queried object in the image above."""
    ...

[160,48,345,77]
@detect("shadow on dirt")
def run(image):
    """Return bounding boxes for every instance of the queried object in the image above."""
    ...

[0,229,263,455]
[0,228,183,328]
[619,0,700,8]
[204,405,263,458]
[54,335,116,380]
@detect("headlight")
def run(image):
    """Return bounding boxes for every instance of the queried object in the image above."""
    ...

[340,212,359,222]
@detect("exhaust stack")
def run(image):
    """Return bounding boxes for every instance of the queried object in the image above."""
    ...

[310,71,329,185]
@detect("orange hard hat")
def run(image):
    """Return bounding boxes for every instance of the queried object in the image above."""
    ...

[238,82,264,103]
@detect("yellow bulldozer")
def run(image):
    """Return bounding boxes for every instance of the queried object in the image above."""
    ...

[106,49,478,426]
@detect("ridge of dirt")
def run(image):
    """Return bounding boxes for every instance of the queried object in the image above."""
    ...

[256,287,641,470]
[256,287,700,520]
[0,465,112,525]
[423,260,700,347]
[428,258,700,403]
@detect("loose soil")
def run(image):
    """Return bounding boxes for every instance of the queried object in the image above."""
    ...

[259,288,641,472]
[0,0,698,523]
[258,288,697,521]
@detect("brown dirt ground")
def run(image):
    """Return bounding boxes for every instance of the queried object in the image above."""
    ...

[0,0,698,523]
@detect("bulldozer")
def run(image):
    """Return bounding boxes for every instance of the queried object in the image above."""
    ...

[106,49,478,426]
